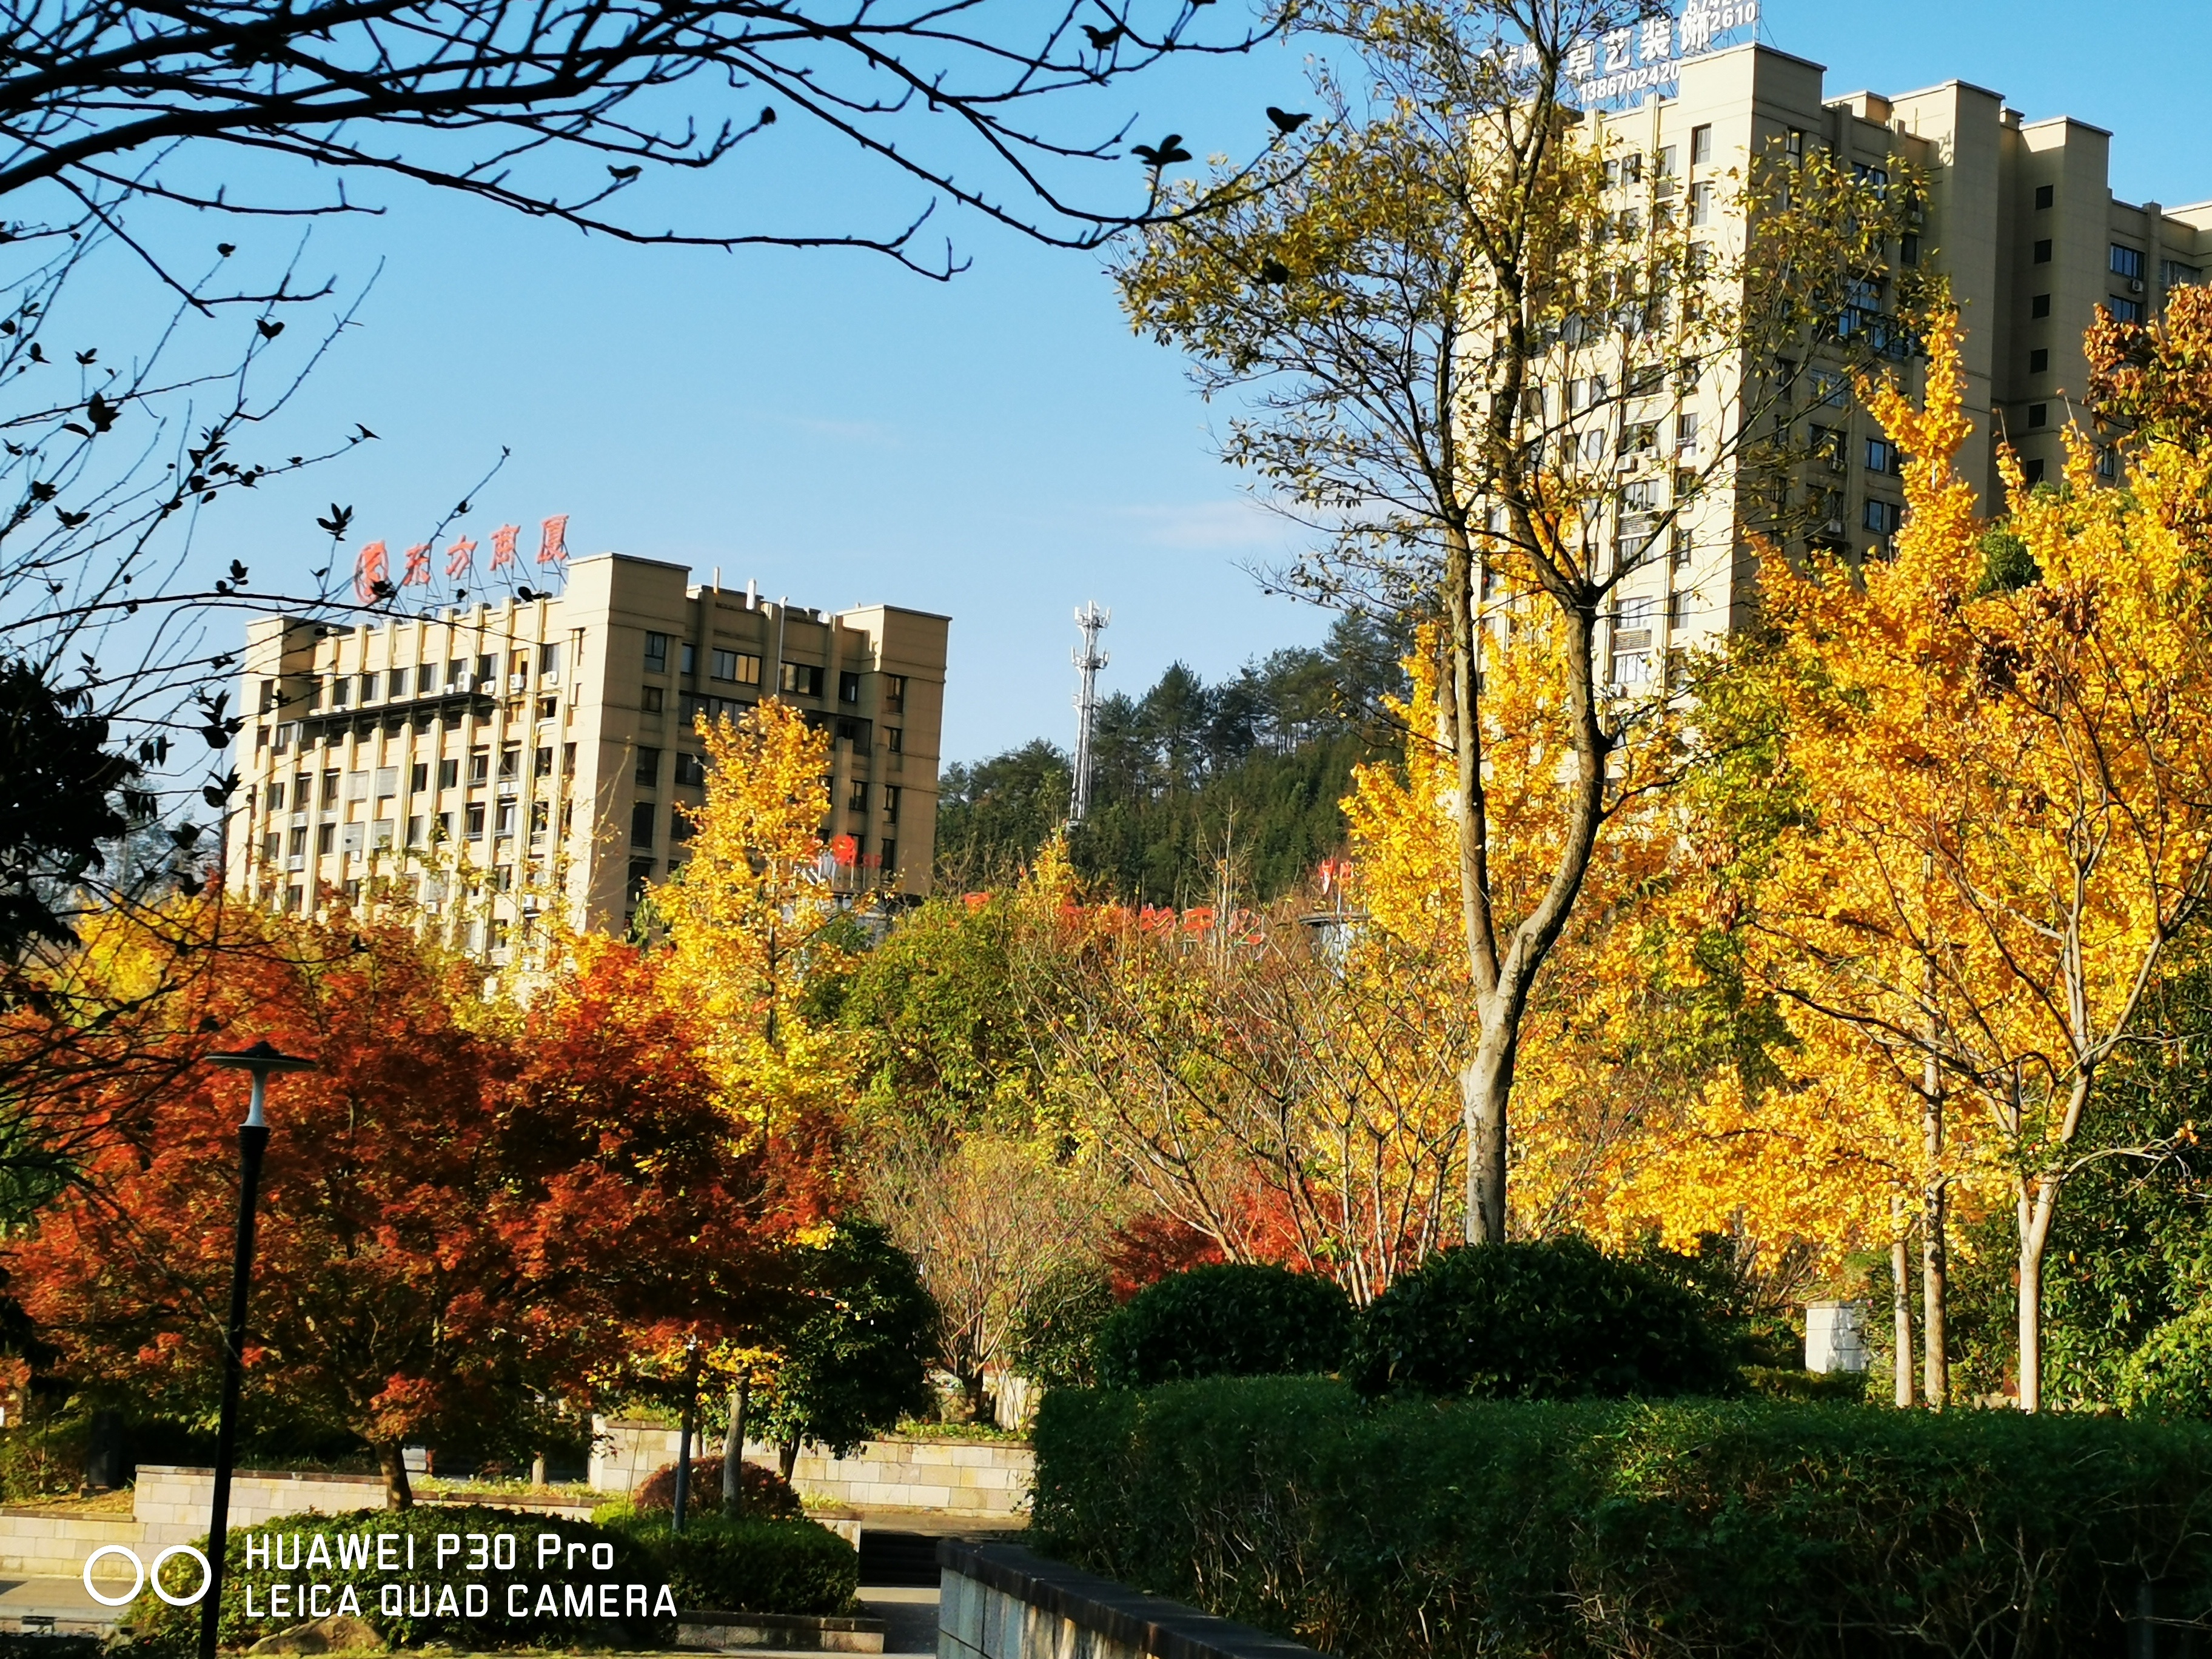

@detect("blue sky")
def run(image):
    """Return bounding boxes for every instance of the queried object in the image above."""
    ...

[96,0,2212,763]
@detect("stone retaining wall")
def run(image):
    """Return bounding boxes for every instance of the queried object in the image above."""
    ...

[0,1510,141,1580]
[591,1419,1032,1518]
[937,1539,1326,1659]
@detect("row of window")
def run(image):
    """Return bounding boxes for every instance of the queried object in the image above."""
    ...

[260,745,575,810]
[640,631,905,711]
[278,645,562,714]
[261,796,571,860]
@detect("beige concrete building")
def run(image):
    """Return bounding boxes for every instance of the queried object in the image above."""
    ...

[1572,42,2208,678]
[223,554,948,950]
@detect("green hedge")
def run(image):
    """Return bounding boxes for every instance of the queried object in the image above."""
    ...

[116,1504,674,1657]
[597,1508,858,1615]
[1033,1376,2212,1658]
[1096,1263,1352,1387]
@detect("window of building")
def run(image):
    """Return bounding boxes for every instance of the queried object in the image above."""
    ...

[2035,184,2054,210]
[538,642,561,678]
[2025,457,2047,484]
[2031,293,2051,318]
[283,885,303,913]
[534,745,553,777]
[537,696,557,722]
[2110,295,2145,323]
[627,859,654,899]
[2162,261,2202,289]
[266,780,286,811]
[435,811,452,843]
[1866,437,1900,474]
[495,801,517,839]
[880,839,897,876]
[1655,144,1677,178]
[493,745,516,780]
[317,823,335,855]
[711,648,739,681]
[363,671,382,703]
[321,769,340,807]
[1785,128,1803,158]
[679,642,697,676]
[779,661,824,697]
[2111,244,2145,281]
[407,762,426,793]
[1863,499,1903,535]
[1810,369,1846,409]
[1855,164,1888,195]
[884,674,908,715]
[675,751,707,787]
[1675,411,1699,451]
[412,664,433,695]
[1689,124,1712,164]
[474,654,494,684]
[260,830,281,863]
[636,747,661,787]
[438,757,459,790]
[2029,347,2049,374]
[848,780,869,814]
[2028,403,2049,429]
[329,675,349,710]
[2033,239,2052,264]
[642,685,665,712]
[885,725,903,753]
[839,670,863,705]
[882,785,901,824]
[469,748,489,785]
[630,801,656,848]
[670,804,694,844]
[1688,181,1713,226]
[531,799,549,834]
[288,826,309,858]
[463,802,484,839]
[2097,446,2118,480]
[407,815,424,848]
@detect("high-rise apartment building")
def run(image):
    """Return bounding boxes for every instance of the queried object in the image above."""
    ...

[1569,41,2207,675]
[223,553,949,951]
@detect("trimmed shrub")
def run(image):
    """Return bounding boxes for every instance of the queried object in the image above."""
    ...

[1349,1237,1737,1399]
[599,1509,857,1615]
[1033,1376,2212,1659]
[1094,1263,1350,1387]
[116,1504,674,1658]
[633,1457,802,1519]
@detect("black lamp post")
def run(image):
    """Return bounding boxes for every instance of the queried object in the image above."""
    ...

[197,1041,316,1659]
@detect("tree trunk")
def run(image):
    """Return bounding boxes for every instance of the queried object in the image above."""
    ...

[722,1378,749,1517]
[1921,1005,1949,1409]
[379,1443,414,1510]
[1921,1176,1949,1409]
[1890,1196,1913,1409]
[2016,1173,2060,1413]
[779,1438,799,1483]
[962,1367,993,1428]
[1461,996,1524,1243]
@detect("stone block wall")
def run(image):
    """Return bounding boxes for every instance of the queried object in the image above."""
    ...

[937,1539,1326,1659]
[588,1419,1032,1517]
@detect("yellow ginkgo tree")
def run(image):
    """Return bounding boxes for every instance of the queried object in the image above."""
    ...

[1711,309,2212,1410]
[650,699,862,1146]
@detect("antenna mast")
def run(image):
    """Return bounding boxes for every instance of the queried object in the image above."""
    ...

[1070,602,1110,825]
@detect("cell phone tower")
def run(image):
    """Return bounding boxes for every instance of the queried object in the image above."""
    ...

[1069,602,1111,825]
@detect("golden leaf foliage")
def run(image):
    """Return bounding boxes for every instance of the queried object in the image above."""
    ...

[1699,312,2212,1402]
[651,700,860,1136]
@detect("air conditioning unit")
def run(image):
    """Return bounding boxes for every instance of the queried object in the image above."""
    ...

[509,673,529,691]
[2131,278,2147,295]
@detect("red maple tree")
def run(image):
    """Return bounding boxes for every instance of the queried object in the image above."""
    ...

[8,917,816,1504]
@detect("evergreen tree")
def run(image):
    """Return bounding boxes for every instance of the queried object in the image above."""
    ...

[934,612,1410,903]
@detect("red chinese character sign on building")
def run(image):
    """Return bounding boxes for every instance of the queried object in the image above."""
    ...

[341,513,574,610]
[352,541,389,604]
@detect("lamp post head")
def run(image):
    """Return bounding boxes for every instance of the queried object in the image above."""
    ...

[203,1042,318,1128]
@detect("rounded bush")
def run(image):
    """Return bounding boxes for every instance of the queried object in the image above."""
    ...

[2119,1303,2212,1418]
[1348,1238,1737,1400]
[1094,1263,1351,1387]
[1010,1264,1118,1390]
[635,1456,802,1519]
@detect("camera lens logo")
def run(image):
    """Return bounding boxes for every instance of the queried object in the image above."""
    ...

[83,1545,212,1607]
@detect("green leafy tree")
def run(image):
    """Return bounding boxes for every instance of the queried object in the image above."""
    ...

[758,1221,936,1475]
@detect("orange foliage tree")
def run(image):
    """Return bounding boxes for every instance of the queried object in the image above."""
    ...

[7,909,801,1501]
